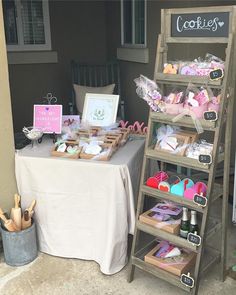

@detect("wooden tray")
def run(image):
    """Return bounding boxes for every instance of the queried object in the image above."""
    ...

[139,210,181,234]
[79,142,114,161]
[51,141,81,159]
[144,244,196,277]
[155,130,198,156]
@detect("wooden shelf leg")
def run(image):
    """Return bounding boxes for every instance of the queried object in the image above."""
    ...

[127,264,135,283]
[221,92,234,281]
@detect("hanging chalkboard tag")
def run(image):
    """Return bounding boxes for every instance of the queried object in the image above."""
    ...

[209,68,224,81]
[204,110,218,122]
[198,154,212,165]
[180,272,195,288]
[193,193,208,207]
[187,232,202,246]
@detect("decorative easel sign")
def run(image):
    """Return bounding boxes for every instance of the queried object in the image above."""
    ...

[187,232,202,246]
[193,194,208,208]
[198,154,212,165]
[181,273,195,288]
[34,105,62,134]
[209,68,224,81]
[171,12,229,37]
[82,93,119,127]
[204,110,218,122]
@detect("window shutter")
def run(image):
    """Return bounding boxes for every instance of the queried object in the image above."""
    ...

[21,0,45,45]
[3,0,18,44]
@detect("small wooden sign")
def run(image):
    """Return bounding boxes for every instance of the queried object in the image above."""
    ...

[187,232,202,246]
[209,68,224,81]
[171,12,229,38]
[180,273,195,288]
[198,154,212,165]
[193,194,208,207]
[204,111,218,122]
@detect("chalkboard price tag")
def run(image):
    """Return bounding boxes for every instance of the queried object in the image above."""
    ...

[180,273,195,288]
[204,111,218,122]
[193,194,208,207]
[209,68,224,81]
[187,232,202,246]
[198,154,212,165]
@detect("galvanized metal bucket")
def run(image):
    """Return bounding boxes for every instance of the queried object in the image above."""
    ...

[0,220,38,266]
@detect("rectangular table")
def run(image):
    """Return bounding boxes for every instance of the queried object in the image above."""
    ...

[15,138,144,274]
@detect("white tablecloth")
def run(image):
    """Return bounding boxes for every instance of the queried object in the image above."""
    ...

[15,138,144,274]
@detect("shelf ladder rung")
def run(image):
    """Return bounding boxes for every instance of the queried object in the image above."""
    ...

[145,149,210,173]
[137,220,198,252]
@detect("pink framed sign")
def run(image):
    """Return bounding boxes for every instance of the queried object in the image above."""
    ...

[33,105,63,134]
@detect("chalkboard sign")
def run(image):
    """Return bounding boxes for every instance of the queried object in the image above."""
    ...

[204,110,218,122]
[187,232,202,246]
[171,12,229,37]
[193,194,208,207]
[180,273,195,288]
[198,154,212,165]
[209,68,224,81]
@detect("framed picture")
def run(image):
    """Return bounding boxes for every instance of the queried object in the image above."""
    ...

[62,115,80,127]
[82,93,119,127]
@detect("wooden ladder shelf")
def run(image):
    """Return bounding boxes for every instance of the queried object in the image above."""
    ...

[128,6,236,295]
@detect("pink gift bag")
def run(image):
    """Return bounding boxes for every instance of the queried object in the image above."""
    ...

[184,182,207,200]
[165,103,184,115]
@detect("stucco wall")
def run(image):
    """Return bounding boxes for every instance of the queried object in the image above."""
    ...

[8,0,108,132]
[0,2,17,211]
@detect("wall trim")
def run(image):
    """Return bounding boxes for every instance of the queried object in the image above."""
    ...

[7,51,58,65]
[117,47,149,63]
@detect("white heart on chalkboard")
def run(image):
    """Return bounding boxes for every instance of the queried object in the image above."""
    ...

[218,21,224,27]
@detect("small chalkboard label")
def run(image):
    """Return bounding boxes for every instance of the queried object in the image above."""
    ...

[187,232,202,246]
[204,111,218,122]
[193,194,208,207]
[198,154,212,165]
[180,273,195,288]
[209,68,224,81]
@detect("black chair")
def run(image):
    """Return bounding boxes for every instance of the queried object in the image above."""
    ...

[70,60,125,120]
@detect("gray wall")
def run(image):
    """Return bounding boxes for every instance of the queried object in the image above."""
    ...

[9,0,107,132]
[106,0,236,162]
[8,0,236,159]
[106,0,236,124]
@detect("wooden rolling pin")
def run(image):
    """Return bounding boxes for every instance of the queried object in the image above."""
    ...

[0,208,20,232]
[22,200,36,230]
[10,194,22,230]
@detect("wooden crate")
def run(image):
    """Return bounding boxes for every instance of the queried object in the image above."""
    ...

[155,130,198,156]
[51,141,81,159]
[77,127,102,138]
[118,128,130,144]
[80,142,114,161]
[139,210,180,234]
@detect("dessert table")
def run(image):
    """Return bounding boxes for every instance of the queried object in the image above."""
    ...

[15,138,145,274]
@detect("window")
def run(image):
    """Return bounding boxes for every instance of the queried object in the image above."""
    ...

[121,0,146,47]
[3,0,51,51]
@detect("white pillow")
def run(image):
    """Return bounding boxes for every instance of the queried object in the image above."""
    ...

[73,84,115,114]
